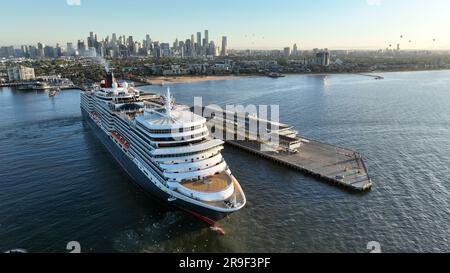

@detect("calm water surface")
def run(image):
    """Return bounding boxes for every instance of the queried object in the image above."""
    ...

[1,70,450,253]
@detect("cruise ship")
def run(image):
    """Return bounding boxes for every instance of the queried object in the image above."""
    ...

[80,72,246,224]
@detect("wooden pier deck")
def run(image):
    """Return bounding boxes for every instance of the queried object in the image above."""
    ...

[225,138,373,192]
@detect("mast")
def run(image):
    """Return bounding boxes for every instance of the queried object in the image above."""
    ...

[165,87,172,117]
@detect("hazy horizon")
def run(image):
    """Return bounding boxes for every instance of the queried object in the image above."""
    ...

[1,0,450,50]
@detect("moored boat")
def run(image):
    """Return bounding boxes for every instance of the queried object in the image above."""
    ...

[80,72,246,224]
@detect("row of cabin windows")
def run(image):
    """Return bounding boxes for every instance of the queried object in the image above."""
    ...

[151,131,207,142]
[133,126,156,147]
[133,154,165,183]
[130,146,165,176]
[157,138,206,148]
[184,160,223,172]
[156,150,220,161]
[173,154,221,168]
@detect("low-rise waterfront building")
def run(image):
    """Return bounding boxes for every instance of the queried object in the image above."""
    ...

[162,65,190,76]
[7,66,35,82]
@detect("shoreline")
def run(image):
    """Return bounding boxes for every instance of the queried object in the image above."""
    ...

[2,68,449,90]
[136,75,250,85]
[131,68,450,85]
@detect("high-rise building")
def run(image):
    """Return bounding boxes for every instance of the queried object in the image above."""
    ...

[283,47,291,57]
[56,43,63,57]
[292,44,298,56]
[20,45,29,57]
[88,32,97,48]
[315,51,330,66]
[145,34,152,49]
[133,42,140,55]
[209,41,217,56]
[179,41,185,58]
[37,42,45,58]
[0,46,15,58]
[185,39,192,56]
[204,30,209,47]
[28,46,38,58]
[77,40,86,55]
[44,45,56,58]
[221,36,228,56]
[112,33,118,44]
[128,36,134,51]
[152,42,161,58]
[161,43,170,57]
[67,42,75,55]
[197,32,202,47]
[7,66,35,81]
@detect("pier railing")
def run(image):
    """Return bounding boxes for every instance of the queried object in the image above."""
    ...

[357,152,372,181]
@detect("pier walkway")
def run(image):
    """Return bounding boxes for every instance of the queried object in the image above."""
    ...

[226,138,372,191]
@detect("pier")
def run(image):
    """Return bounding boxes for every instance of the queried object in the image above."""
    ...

[226,139,372,191]
[197,106,373,192]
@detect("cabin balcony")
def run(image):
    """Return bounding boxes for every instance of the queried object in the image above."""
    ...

[160,154,224,173]
[153,147,224,164]
[163,161,228,182]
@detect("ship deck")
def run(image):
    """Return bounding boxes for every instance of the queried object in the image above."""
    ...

[181,172,232,193]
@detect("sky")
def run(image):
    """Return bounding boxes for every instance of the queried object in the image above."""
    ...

[1,0,450,50]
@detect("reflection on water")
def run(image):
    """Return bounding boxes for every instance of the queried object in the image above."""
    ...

[1,70,450,252]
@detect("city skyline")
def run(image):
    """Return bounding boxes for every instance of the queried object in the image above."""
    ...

[1,0,450,50]
[0,29,231,59]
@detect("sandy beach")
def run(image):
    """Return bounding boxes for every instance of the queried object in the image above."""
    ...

[139,75,244,85]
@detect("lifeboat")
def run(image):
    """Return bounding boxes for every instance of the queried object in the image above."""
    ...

[111,131,130,151]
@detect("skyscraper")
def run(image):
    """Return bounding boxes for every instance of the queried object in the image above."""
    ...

[20,45,29,57]
[77,39,86,55]
[204,30,209,47]
[145,34,152,49]
[209,41,216,56]
[128,36,134,47]
[88,32,96,48]
[197,32,202,47]
[37,42,45,58]
[221,36,228,56]
[112,33,118,45]
[315,51,330,66]
[293,44,298,56]
[67,42,75,56]
[56,43,63,57]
